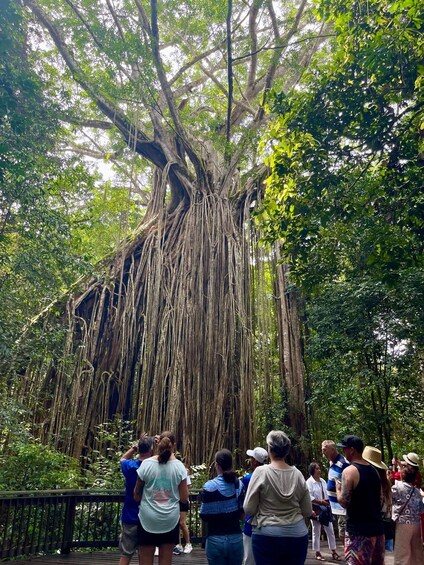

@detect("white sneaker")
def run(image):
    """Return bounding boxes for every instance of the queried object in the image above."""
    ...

[154,547,159,556]
[183,543,193,554]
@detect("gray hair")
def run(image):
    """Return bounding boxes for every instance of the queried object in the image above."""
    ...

[138,436,154,454]
[266,430,291,459]
[321,440,336,449]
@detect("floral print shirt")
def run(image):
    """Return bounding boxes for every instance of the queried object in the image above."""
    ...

[391,481,424,525]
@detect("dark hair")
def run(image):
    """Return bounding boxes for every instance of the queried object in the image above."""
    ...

[377,467,392,507]
[401,465,418,484]
[158,431,175,464]
[309,462,319,476]
[216,449,237,484]
[138,436,154,454]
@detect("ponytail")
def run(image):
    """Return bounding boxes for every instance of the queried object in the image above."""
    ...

[215,449,237,484]
[158,431,175,464]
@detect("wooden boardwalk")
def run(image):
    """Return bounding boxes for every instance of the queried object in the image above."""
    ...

[9,545,395,564]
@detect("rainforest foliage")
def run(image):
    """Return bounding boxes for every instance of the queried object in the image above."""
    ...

[0,0,423,487]
[259,0,424,460]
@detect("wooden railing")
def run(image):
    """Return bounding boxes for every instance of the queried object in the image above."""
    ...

[0,489,203,560]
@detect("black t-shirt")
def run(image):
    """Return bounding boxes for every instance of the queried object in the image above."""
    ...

[346,463,384,537]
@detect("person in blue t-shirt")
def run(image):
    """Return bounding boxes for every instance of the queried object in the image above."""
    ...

[241,446,268,565]
[119,435,154,565]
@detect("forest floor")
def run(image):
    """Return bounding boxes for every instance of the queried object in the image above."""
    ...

[11,544,395,564]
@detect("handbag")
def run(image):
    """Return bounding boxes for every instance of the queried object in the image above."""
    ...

[318,505,334,526]
[313,481,333,526]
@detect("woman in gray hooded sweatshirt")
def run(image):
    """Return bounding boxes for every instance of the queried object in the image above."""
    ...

[243,430,312,565]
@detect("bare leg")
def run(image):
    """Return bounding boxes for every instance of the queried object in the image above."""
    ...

[119,557,131,565]
[158,543,174,565]
[179,512,190,545]
[140,545,155,565]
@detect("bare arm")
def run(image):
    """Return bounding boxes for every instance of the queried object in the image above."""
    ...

[121,433,147,461]
[121,444,138,462]
[179,478,189,505]
[134,477,144,502]
[336,466,358,508]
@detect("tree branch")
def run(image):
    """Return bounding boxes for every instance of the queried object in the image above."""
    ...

[105,0,125,42]
[255,0,307,123]
[247,1,260,92]
[133,0,152,35]
[63,141,123,161]
[169,43,225,87]
[60,115,115,130]
[198,61,255,117]
[226,0,234,149]
[150,0,206,186]
[24,0,194,199]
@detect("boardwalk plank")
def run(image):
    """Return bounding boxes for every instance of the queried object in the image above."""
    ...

[10,545,395,564]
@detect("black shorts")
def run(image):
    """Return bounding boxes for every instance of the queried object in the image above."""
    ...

[137,521,180,546]
[179,501,189,512]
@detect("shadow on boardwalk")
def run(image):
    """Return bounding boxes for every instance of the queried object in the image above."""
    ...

[11,545,395,564]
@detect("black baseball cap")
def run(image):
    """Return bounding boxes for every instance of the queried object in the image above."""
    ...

[336,435,364,452]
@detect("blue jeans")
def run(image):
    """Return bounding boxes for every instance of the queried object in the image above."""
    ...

[206,533,243,565]
[385,538,394,552]
[252,533,308,565]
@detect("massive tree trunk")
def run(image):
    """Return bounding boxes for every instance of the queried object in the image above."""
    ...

[20,170,255,465]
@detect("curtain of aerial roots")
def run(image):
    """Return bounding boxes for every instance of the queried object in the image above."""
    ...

[250,233,280,435]
[18,189,254,466]
[274,248,307,445]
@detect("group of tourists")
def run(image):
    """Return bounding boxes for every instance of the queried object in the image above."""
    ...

[312,437,424,565]
[118,429,424,565]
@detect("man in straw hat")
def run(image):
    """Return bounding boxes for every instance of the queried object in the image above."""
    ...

[362,446,394,552]
[335,435,385,565]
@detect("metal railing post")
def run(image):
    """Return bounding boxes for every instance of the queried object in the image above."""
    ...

[61,494,76,554]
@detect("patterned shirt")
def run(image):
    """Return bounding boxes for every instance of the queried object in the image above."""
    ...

[326,453,348,516]
[392,481,424,525]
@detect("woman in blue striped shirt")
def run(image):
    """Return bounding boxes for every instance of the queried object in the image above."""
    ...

[200,449,245,565]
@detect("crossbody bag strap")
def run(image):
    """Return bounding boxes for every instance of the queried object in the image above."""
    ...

[320,481,326,501]
[394,485,414,522]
